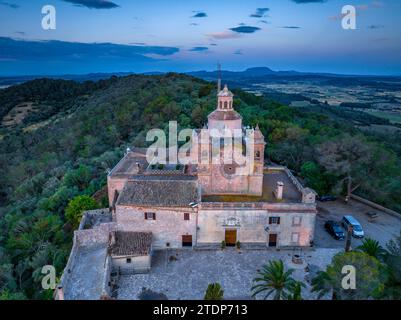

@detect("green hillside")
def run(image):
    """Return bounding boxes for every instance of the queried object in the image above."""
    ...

[0,73,400,299]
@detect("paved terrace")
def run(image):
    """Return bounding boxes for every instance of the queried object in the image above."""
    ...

[63,244,108,300]
[202,169,302,203]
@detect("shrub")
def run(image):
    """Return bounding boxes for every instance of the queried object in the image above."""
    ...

[221,240,226,250]
[65,195,99,229]
[204,283,224,300]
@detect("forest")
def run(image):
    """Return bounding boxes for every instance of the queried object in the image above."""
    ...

[0,73,400,299]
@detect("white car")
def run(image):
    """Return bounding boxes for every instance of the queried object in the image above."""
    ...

[341,215,364,238]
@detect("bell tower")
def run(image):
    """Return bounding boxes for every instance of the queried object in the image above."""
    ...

[217,84,234,110]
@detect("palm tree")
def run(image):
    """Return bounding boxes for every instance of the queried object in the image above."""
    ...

[251,260,295,300]
[311,270,335,300]
[286,281,306,300]
[357,238,385,260]
[204,283,224,300]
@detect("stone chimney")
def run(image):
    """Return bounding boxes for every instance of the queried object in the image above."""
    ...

[56,285,64,300]
[275,181,284,200]
[109,231,116,246]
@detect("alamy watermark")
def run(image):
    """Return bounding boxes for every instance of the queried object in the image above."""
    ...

[41,5,56,30]
[342,5,357,30]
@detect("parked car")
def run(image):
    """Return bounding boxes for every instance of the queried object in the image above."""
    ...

[324,220,345,240]
[341,215,364,238]
[318,195,337,202]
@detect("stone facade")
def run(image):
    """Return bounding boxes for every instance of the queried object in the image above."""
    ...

[197,208,315,247]
[116,206,197,249]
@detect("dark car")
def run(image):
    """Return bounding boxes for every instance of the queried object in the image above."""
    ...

[318,195,337,202]
[324,220,345,240]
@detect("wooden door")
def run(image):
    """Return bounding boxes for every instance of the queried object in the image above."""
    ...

[225,229,237,246]
[182,235,193,247]
[268,233,277,247]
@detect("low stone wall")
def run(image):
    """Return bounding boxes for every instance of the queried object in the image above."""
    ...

[78,208,112,230]
[56,233,79,299]
[350,194,401,220]
[101,255,112,297]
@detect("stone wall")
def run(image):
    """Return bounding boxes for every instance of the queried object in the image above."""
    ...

[75,222,117,247]
[350,194,401,220]
[107,176,128,207]
[116,205,197,248]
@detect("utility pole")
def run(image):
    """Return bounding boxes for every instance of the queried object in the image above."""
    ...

[345,225,353,252]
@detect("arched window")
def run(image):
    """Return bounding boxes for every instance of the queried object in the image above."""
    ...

[229,101,232,109]
[255,150,261,159]
[219,101,222,109]
[224,101,228,109]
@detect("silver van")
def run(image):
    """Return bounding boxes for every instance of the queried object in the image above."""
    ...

[341,215,364,238]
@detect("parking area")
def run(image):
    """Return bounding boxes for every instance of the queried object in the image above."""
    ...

[314,199,401,249]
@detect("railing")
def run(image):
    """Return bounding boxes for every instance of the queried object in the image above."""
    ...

[200,202,315,211]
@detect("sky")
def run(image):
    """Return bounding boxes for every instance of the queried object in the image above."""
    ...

[0,0,400,76]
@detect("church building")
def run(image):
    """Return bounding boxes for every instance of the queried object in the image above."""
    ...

[107,84,317,250]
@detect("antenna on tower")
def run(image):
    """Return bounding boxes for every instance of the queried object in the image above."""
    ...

[217,62,222,93]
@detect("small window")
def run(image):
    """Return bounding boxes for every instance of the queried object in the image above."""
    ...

[184,213,190,221]
[292,216,302,226]
[126,258,131,264]
[255,150,261,159]
[224,101,228,109]
[145,212,156,220]
[269,217,281,225]
[291,232,300,244]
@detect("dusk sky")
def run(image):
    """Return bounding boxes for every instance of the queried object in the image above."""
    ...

[0,0,400,75]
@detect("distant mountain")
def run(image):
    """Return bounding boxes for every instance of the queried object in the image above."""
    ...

[1,67,401,88]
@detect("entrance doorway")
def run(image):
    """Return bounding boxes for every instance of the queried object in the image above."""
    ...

[182,235,193,247]
[268,233,278,247]
[225,229,237,246]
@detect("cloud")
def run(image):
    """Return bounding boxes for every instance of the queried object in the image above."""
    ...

[0,37,179,61]
[233,50,243,55]
[189,46,208,52]
[368,24,384,29]
[206,31,241,40]
[250,8,269,18]
[229,26,261,34]
[0,1,19,9]
[191,11,207,18]
[280,26,301,29]
[190,23,198,26]
[209,43,218,46]
[291,0,327,3]
[259,20,269,24]
[62,0,119,9]
[14,31,26,36]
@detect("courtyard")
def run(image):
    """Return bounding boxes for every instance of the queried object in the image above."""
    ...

[116,247,340,300]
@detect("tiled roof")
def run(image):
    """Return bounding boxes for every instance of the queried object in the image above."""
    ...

[207,109,242,121]
[117,179,199,207]
[108,231,152,257]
